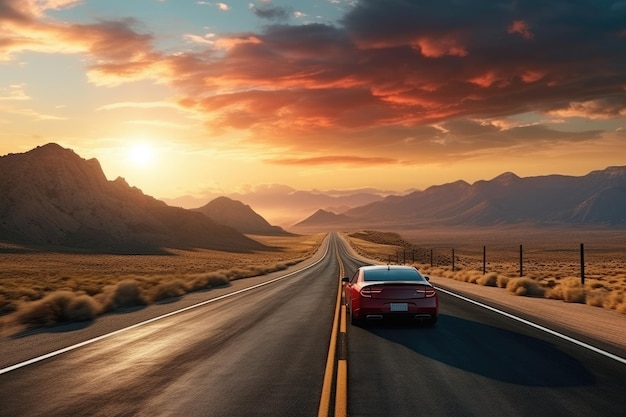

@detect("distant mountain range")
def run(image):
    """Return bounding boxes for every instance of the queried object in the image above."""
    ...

[295,167,626,229]
[161,187,390,227]
[2,144,623,252]
[0,144,270,253]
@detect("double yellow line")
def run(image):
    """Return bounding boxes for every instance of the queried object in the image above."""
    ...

[318,247,348,417]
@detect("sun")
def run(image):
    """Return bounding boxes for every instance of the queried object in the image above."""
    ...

[127,143,155,167]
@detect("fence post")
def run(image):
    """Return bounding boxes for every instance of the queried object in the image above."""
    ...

[452,248,455,272]
[520,244,523,277]
[483,246,486,275]
[580,243,585,285]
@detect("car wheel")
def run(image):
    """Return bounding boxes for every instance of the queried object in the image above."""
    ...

[348,303,362,326]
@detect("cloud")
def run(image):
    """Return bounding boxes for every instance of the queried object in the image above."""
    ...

[249,3,290,21]
[216,2,230,12]
[508,20,534,40]
[1,0,624,165]
[547,98,626,119]
[0,84,30,100]
[97,101,182,111]
[269,155,399,166]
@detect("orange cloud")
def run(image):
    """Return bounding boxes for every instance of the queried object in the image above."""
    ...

[508,20,534,40]
[1,0,624,169]
[412,36,468,58]
[269,155,399,166]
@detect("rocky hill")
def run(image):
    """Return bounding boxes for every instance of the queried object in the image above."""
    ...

[294,167,626,229]
[193,196,291,235]
[0,144,267,253]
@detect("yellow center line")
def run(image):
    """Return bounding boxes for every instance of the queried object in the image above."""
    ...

[318,241,348,417]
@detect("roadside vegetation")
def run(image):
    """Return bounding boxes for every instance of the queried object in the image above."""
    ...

[343,230,626,314]
[0,234,325,334]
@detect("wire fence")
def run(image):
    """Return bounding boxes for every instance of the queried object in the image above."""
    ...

[387,243,623,285]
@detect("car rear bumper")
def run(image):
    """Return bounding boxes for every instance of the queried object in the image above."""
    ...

[355,299,438,320]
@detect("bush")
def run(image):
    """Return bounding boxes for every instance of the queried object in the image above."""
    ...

[506,278,546,297]
[15,291,100,326]
[546,277,585,303]
[96,279,147,311]
[476,272,498,287]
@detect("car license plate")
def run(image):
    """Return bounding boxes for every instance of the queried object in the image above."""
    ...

[390,303,408,312]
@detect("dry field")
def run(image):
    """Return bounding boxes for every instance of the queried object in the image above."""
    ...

[0,234,325,333]
[343,227,626,314]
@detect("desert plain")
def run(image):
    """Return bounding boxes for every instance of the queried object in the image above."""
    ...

[1,227,625,338]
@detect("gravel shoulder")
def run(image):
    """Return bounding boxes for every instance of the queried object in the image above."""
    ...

[429,275,626,356]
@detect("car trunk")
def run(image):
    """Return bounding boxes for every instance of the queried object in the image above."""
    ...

[362,283,434,299]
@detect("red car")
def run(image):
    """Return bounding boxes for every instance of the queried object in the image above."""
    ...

[343,265,438,325]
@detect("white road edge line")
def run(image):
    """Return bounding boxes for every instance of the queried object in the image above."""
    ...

[0,242,330,376]
[437,287,626,366]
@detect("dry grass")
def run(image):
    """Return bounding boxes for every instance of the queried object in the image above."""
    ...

[0,233,325,332]
[344,228,626,314]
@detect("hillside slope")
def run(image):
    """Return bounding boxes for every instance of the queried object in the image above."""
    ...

[193,196,291,235]
[0,144,266,253]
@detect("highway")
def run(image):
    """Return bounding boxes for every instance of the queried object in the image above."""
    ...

[1,233,625,416]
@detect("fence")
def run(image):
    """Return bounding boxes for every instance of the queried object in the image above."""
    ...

[389,243,601,285]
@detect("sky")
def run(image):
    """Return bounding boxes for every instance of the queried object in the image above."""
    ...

[1,0,625,203]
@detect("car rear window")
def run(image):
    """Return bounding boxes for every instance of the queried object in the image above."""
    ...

[363,268,427,282]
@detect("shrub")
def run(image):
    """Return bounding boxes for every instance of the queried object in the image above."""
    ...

[506,278,546,297]
[546,277,585,303]
[497,275,510,288]
[96,279,147,311]
[15,291,100,326]
[476,272,498,287]
[149,279,188,302]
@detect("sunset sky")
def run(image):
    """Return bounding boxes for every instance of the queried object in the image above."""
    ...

[1,0,625,203]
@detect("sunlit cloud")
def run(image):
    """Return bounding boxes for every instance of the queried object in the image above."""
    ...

[97,101,182,111]
[0,84,31,101]
[269,155,399,166]
[1,0,625,191]
[547,99,626,119]
[216,2,230,12]
[183,33,216,45]
[508,20,534,40]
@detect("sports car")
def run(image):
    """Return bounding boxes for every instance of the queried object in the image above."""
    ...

[343,265,438,325]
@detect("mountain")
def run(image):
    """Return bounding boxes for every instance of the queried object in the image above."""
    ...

[294,209,354,229]
[295,167,626,228]
[0,144,267,253]
[193,197,291,235]
[161,187,391,227]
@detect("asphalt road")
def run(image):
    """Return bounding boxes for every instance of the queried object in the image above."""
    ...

[1,233,625,417]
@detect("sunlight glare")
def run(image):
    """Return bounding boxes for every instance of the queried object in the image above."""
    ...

[128,143,155,167]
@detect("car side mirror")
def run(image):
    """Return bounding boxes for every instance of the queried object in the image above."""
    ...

[341,276,349,283]
[424,276,430,281]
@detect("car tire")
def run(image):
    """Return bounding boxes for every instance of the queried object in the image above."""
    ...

[348,303,362,326]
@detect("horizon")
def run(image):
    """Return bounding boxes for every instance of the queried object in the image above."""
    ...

[1,1,625,201]
[5,142,625,228]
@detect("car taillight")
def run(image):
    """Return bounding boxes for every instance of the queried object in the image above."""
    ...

[360,287,382,297]
[417,288,436,298]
